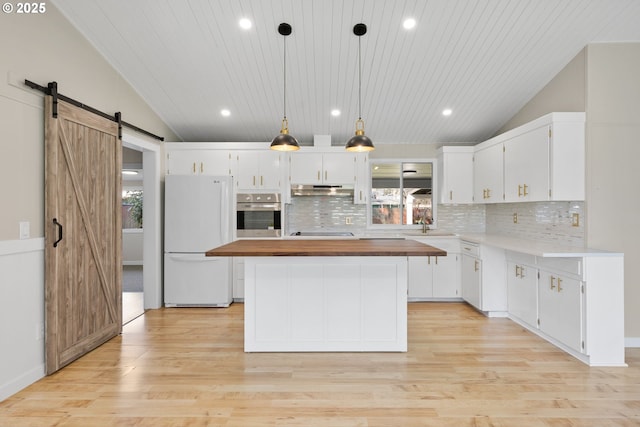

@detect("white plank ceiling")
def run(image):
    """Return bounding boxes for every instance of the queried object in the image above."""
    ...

[51,0,640,145]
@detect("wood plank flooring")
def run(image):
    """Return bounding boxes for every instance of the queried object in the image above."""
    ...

[1,302,639,426]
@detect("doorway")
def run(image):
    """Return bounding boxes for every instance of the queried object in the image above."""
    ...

[122,146,144,324]
[122,131,163,313]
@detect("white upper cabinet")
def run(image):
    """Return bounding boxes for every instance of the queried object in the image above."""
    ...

[473,143,504,203]
[474,112,585,204]
[437,146,474,204]
[166,149,231,176]
[354,153,369,205]
[235,150,282,191]
[289,151,356,185]
[503,125,550,202]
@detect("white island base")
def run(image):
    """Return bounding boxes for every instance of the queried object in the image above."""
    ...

[244,256,408,352]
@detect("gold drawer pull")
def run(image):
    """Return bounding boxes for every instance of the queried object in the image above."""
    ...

[557,278,563,292]
[550,276,556,290]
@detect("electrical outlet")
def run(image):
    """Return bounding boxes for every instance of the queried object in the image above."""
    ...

[19,221,30,239]
[345,217,353,225]
[572,213,580,227]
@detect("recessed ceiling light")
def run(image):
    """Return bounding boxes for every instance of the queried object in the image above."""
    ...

[331,109,341,117]
[239,18,252,30]
[403,18,416,30]
[442,108,453,116]
[221,109,231,117]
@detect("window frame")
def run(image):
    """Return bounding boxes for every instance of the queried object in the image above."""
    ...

[367,158,438,230]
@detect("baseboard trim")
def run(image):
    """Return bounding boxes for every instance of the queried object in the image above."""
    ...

[625,337,640,348]
[0,364,45,402]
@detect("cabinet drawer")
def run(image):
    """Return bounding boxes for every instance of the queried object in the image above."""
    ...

[537,257,582,278]
[413,238,460,253]
[506,251,536,266]
[460,241,479,257]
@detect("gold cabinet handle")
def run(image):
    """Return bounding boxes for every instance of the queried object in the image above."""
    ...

[523,184,529,196]
[449,190,453,201]
[515,265,520,277]
[253,176,256,186]
[557,277,563,292]
[474,260,479,272]
[359,190,363,201]
[520,266,525,278]
[518,184,523,197]
[261,176,264,186]
[192,162,196,174]
[486,188,491,199]
[325,171,328,181]
[200,162,204,173]
[317,171,321,181]
[550,276,556,290]
[427,256,431,265]
[435,256,438,265]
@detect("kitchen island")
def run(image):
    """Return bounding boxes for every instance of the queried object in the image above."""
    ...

[207,239,446,352]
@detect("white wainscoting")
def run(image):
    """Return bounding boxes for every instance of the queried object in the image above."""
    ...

[0,238,45,401]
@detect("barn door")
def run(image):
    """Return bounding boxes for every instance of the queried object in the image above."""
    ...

[44,95,122,374]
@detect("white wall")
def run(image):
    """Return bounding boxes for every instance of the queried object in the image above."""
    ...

[584,43,640,342]
[0,5,177,400]
[0,240,45,401]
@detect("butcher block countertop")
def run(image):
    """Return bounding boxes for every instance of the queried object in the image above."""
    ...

[206,239,447,257]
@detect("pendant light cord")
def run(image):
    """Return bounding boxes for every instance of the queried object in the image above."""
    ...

[358,35,362,120]
[283,34,287,120]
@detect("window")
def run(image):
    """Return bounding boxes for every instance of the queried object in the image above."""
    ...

[370,160,435,227]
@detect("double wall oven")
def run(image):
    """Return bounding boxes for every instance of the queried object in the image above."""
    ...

[236,193,282,238]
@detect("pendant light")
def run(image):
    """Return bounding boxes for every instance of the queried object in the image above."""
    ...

[270,23,300,151]
[345,23,374,152]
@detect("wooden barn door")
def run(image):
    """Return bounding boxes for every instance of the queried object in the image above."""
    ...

[44,95,122,374]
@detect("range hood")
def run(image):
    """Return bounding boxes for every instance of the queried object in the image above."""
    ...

[290,185,354,197]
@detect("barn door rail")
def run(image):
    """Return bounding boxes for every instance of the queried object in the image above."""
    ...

[24,79,164,141]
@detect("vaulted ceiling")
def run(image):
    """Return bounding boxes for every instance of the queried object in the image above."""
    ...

[51,0,640,145]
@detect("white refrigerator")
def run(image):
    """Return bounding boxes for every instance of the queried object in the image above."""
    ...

[164,175,233,307]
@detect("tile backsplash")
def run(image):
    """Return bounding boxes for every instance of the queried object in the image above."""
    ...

[285,196,367,235]
[486,201,585,246]
[436,204,486,234]
[285,195,585,246]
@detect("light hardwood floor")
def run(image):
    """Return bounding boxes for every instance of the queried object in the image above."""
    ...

[1,302,639,426]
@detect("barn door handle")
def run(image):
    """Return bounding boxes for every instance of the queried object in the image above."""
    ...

[53,218,63,247]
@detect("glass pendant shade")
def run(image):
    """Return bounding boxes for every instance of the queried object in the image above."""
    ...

[271,23,300,151]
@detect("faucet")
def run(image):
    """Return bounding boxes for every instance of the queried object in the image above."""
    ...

[422,221,429,234]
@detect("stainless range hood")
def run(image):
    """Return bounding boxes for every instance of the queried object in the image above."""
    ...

[290,185,354,197]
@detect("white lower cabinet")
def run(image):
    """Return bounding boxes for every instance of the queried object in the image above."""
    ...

[506,253,538,328]
[408,238,460,300]
[502,253,624,366]
[460,241,507,315]
[538,269,583,353]
[232,257,244,301]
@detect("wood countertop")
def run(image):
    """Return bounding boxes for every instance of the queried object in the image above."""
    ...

[206,239,447,257]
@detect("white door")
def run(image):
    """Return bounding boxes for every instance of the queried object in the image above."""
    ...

[461,254,481,309]
[432,255,460,298]
[322,153,356,185]
[538,271,583,353]
[407,256,433,299]
[504,125,550,202]
[165,175,229,252]
[473,144,503,203]
[290,153,323,184]
[164,254,232,306]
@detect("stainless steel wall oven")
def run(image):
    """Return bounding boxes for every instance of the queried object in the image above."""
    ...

[236,193,282,238]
